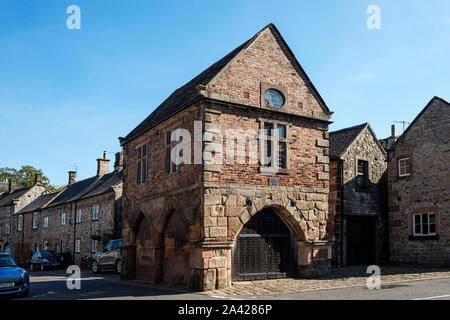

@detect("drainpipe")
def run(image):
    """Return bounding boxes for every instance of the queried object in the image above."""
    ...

[339,159,345,267]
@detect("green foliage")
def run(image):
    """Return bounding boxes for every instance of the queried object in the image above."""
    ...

[379,139,387,150]
[0,165,57,192]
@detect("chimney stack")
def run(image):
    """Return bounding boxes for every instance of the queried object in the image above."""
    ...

[391,124,396,137]
[34,173,42,185]
[114,151,124,171]
[97,151,110,176]
[8,180,18,193]
[68,171,76,185]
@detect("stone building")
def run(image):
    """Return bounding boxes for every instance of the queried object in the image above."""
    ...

[0,176,48,254]
[119,24,334,290]
[329,123,388,267]
[388,96,450,266]
[12,152,123,263]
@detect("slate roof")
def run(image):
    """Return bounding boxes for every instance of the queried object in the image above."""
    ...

[47,170,123,208]
[329,123,368,159]
[16,192,60,214]
[0,186,32,207]
[120,23,331,145]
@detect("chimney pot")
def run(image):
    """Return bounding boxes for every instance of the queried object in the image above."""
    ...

[68,171,76,185]
[391,124,396,137]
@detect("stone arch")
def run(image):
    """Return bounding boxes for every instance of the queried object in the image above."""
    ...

[130,211,145,245]
[156,203,190,285]
[235,199,307,242]
[231,206,299,281]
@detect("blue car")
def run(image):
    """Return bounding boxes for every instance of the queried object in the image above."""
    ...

[0,253,30,297]
[30,251,62,271]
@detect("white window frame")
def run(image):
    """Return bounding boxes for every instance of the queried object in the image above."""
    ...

[43,216,49,229]
[5,223,10,235]
[17,215,23,231]
[91,240,98,253]
[92,205,99,221]
[61,212,66,226]
[413,213,437,236]
[32,212,38,229]
[398,157,411,177]
[75,239,81,253]
[76,209,82,223]
[61,241,65,253]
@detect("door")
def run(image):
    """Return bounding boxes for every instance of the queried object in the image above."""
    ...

[346,216,376,266]
[232,208,295,281]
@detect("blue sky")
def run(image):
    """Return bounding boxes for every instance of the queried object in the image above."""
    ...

[1,0,449,186]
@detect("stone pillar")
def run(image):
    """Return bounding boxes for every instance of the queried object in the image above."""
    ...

[121,244,136,280]
[189,241,232,291]
[297,240,333,278]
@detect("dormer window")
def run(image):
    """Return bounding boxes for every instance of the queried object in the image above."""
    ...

[264,89,285,108]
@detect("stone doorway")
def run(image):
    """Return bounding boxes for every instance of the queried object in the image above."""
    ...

[232,207,297,281]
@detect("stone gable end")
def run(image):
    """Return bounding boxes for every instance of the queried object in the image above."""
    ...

[208,27,325,117]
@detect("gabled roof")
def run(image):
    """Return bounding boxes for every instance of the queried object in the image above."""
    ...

[47,170,123,208]
[390,96,450,150]
[329,123,368,158]
[0,186,33,207]
[120,23,331,145]
[15,192,59,214]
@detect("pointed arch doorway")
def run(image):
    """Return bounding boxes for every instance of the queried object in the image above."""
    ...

[232,207,297,281]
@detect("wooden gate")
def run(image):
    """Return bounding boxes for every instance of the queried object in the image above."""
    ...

[232,208,295,281]
[346,216,376,266]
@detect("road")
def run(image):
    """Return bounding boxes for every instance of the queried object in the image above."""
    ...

[13,270,450,300]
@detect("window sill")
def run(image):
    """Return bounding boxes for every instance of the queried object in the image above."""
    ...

[398,174,410,178]
[259,167,290,175]
[408,235,439,241]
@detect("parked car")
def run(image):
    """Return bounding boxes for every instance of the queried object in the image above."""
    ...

[29,250,63,271]
[0,253,30,297]
[91,239,122,274]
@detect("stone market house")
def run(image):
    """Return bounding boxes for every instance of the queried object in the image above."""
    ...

[328,123,388,267]
[0,176,48,254]
[13,152,123,264]
[388,96,450,266]
[119,24,334,290]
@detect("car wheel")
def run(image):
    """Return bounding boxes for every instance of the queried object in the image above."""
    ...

[115,259,122,274]
[40,264,44,271]
[92,261,100,273]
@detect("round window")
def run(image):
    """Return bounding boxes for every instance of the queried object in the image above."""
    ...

[264,89,285,108]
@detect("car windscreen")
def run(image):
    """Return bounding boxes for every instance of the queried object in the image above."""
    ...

[41,251,56,259]
[0,255,17,268]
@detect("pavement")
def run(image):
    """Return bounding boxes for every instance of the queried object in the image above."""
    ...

[9,266,450,300]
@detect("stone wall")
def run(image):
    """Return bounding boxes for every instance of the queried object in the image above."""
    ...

[388,98,450,266]
[329,126,388,266]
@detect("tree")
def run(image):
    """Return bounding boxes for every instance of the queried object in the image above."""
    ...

[0,166,57,192]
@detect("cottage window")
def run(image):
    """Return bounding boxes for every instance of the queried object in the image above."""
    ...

[61,241,65,253]
[92,205,99,221]
[166,131,180,174]
[32,212,38,229]
[75,239,81,253]
[17,215,23,231]
[136,143,148,185]
[61,212,66,226]
[413,213,436,236]
[5,207,10,217]
[43,216,49,228]
[5,223,10,235]
[76,209,82,223]
[398,158,411,177]
[260,121,289,173]
[356,160,369,190]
